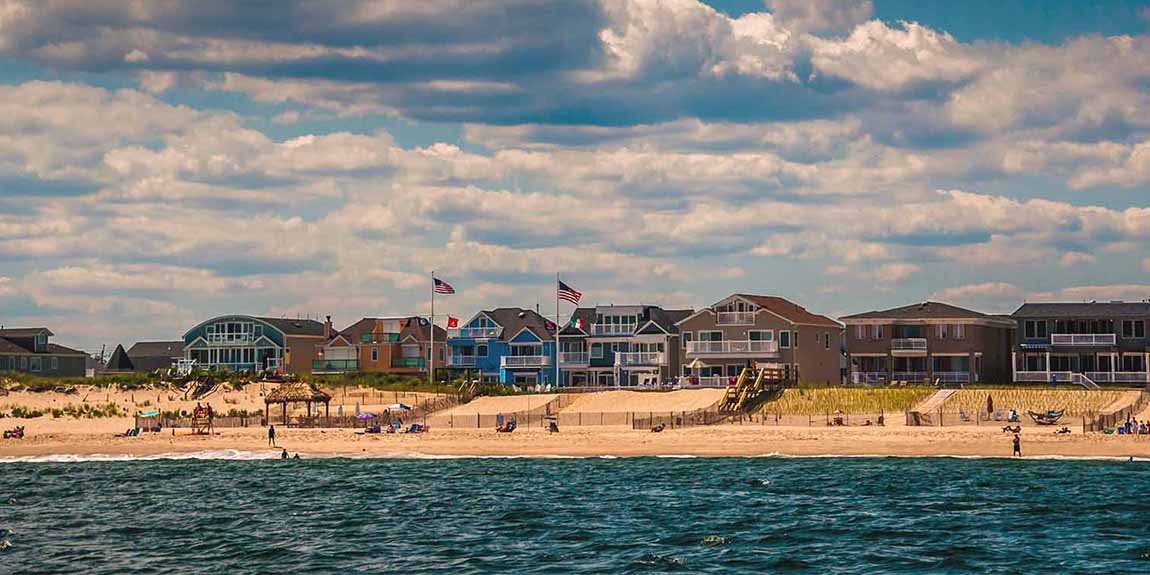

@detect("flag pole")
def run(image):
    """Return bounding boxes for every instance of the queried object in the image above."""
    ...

[555,272,561,389]
[429,270,435,389]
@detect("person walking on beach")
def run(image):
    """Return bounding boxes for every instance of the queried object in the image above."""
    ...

[1012,433,1022,457]
[268,424,277,447]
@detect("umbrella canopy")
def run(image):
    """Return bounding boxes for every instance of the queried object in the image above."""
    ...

[356,412,377,420]
[138,409,160,418]
[687,358,706,370]
[388,403,413,411]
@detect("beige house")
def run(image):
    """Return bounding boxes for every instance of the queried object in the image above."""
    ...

[675,294,844,386]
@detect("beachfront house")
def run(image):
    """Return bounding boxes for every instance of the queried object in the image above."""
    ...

[841,301,1015,386]
[559,305,693,387]
[0,327,88,377]
[675,294,843,386]
[182,315,328,375]
[446,308,557,386]
[314,316,446,376]
[1011,301,1150,386]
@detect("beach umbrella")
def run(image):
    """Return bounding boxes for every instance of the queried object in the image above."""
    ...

[139,409,160,418]
[687,358,706,370]
[356,412,377,420]
[388,403,413,411]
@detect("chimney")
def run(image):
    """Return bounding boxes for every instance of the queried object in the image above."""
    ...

[324,315,333,339]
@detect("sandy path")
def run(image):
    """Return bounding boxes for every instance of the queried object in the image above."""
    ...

[559,389,724,413]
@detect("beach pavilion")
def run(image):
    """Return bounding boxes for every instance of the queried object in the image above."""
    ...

[264,382,332,427]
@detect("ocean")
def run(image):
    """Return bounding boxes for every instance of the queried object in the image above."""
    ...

[2,454,1149,573]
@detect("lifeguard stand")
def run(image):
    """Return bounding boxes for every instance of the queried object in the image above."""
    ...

[191,414,213,435]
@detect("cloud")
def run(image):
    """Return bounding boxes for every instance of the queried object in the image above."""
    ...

[766,0,872,36]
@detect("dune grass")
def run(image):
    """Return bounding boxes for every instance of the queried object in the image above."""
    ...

[942,389,1127,417]
[758,387,936,415]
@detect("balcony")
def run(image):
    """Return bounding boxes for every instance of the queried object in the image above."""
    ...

[501,355,552,368]
[891,371,928,382]
[685,340,779,356]
[1085,371,1150,383]
[312,359,359,373]
[615,352,665,367]
[890,338,928,356]
[361,332,400,344]
[677,375,733,388]
[716,311,756,325]
[559,352,590,366]
[851,372,885,385]
[449,355,477,367]
[448,327,502,339]
[933,371,971,384]
[206,333,260,345]
[1050,333,1116,346]
[589,324,636,336]
[393,357,426,369]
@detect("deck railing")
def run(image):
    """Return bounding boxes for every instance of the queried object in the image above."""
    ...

[501,355,552,368]
[448,327,502,339]
[615,352,665,366]
[851,372,885,385]
[716,311,756,325]
[1050,333,1117,346]
[449,355,477,367]
[685,340,779,355]
[559,352,590,365]
[891,338,928,352]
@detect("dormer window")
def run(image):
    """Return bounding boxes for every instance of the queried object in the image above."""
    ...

[35,333,47,352]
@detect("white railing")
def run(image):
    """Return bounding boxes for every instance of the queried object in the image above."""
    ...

[851,372,885,385]
[589,324,636,336]
[1085,372,1150,383]
[501,355,552,368]
[449,355,477,367]
[206,333,259,345]
[1050,333,1117,346]
[559,352,590,365]
[615,352,665,366]
[1015,371,1100,388]
[678,375,735,388]
[891,338,928,352]
[448,327,502,339]
[686,340,779,355]
[933,371,970,384]
[716,311,756,325]
[892,371,928,382]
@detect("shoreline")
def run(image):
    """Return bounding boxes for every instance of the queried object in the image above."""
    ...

[4,423,1150,461]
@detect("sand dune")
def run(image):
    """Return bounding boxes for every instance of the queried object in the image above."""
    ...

[441,394,558,416]
[558,389,724,413]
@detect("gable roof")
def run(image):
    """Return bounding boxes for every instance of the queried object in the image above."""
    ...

[127,341,184,358]
[1013,301,1150,319]
[106,345,135,371]
[255,317,327,337]
[0,336,84,356]
[734,294,841,328]
[0,327,53,338]
[0,338,30,354]
[841,301,1006,323]
[401,318,447,343]
[485,308,554,341]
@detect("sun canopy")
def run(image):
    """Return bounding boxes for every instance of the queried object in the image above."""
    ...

[388,403,413,411]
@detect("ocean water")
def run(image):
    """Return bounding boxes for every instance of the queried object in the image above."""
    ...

[2,454,1149,573]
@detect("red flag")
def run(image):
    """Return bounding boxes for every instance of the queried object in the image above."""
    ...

[447,316,459,328]
[546,321,556,330]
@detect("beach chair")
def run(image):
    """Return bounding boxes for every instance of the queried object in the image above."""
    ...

[651,423,665,433]
[994,409,1005,422]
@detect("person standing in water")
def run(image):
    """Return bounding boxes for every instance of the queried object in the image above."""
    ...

[1012,433,1022,457]
[268,424,277,447]
[281,448,289,459]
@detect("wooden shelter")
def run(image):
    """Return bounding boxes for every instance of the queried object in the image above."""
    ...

[264,382,332,427]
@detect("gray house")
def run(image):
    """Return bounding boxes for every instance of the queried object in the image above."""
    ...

[1012,301,1150,386]
[0,327,87,377]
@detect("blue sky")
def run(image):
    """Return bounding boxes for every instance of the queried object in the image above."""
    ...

[0,0,1148,352]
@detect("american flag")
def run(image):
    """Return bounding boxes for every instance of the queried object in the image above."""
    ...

[557,280,582,304]
[433,278,455,294]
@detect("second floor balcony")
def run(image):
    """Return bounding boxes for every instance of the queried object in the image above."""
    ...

[615,352,665,366]
[559,351,590,366]
[890,338,928,356]
[449,355,477,367]
[501,355,552,368]
[716,311,756,325]
[1050,333,1117,346]
[589,324,636,336]
[312,359,359,373]
[448,327,502,339]
[686,340,778,356]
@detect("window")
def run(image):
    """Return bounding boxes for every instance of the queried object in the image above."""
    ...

[1122,320,1146,339]
[954,324,965,340]
[937,324,948,339]
[875,325,884,339]
[1024,320,1049,339]
[51,357,59,370]
[825,333,831,350]
[591,343,604,359]
[779,331,790,349]
[748,330,774,341]
[371,347,379,362]
[477,344,489,357]
[856,325,866,340]
[682,332,693,349]
[698,331,723,342]
[30,357,41,372]
[1122,355,1145,372]
[793,331,799,348]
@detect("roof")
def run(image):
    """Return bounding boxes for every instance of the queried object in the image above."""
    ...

[127,341,184,358]
[561,306,693,336]
[255,317,327,337]
[265,382,331,403]
[1013,302,1150,319]
[735,294,841,328]
[45,343,86,356]
[333,317,446,344]
[0,327,53,338]
[485,308,555,341]
[0,338,85,356]
[106,345,135,371]
[841,301,1004,322]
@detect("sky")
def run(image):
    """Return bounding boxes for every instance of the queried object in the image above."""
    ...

[1,0,1149,353]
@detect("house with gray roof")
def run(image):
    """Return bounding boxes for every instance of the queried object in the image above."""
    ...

[446,308,558,386]
[1011,301,1150,386]
[0,327,87,377]
[558,304,693,387]
[841,301,1015,386]
[182,315,330,375]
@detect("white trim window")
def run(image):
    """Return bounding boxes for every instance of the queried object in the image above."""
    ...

[937,324,948,339]
[856,325,866,340]
[954,324,965,340]
[591,343,604,359]
[779,331,791,349]
[748,330,774,342]
[875,325,884,339]
[682,331,693,349]
[51,356,59,370]
[371,347,379,362]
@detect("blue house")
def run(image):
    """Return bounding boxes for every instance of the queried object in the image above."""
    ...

[447,308,557,385]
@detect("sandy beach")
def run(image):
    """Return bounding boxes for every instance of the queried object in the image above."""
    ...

[4,420,1150,460]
